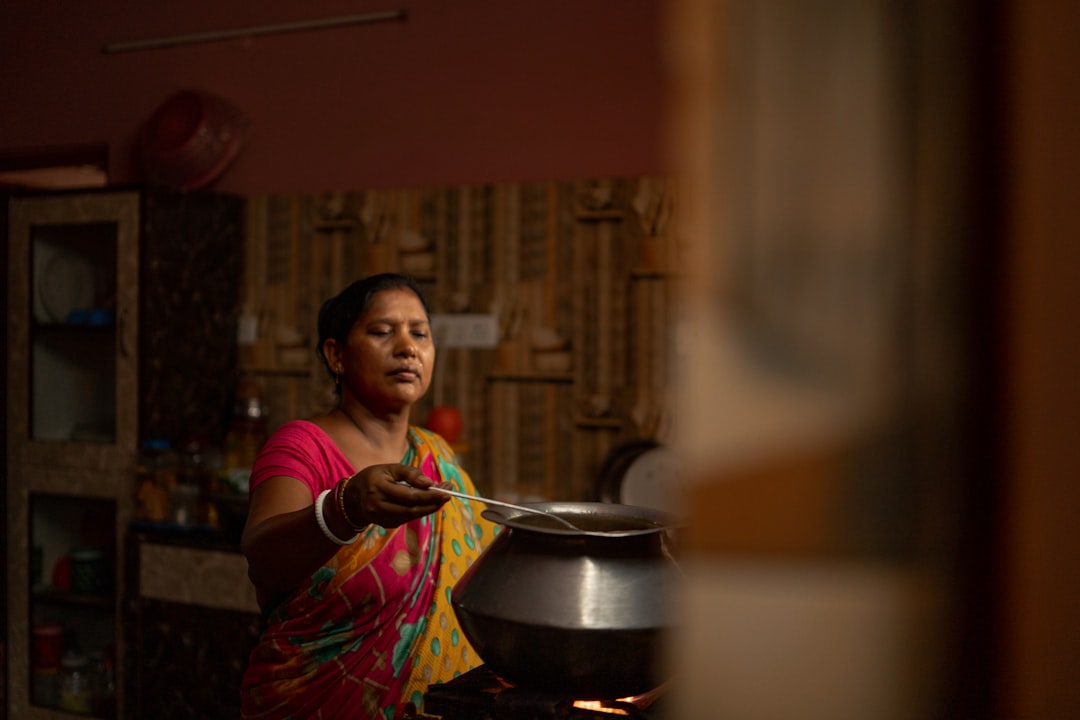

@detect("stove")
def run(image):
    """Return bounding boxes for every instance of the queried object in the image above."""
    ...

[402,665,671,720]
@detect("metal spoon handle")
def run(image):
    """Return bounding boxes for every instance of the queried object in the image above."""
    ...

[428,485,580,530]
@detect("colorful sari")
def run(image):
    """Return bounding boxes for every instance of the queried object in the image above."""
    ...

[240,422,494,719]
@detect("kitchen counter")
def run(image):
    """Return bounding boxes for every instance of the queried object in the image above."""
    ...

[127,524,257,614]
[124,524,261,718]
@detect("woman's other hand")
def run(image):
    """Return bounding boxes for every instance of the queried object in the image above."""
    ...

[342,464,449,529]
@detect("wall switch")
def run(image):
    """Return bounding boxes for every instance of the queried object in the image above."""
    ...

[237,312,259,345]
[431,314,500,348]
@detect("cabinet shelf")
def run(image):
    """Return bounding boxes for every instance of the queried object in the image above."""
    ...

[32,586,115,610]
[27,706,111,720]
[8,188,244,720]
[32,321,116,332]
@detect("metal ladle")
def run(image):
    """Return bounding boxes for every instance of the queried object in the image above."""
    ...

[427,485,583,531]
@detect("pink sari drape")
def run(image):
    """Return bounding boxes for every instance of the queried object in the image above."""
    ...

[241,424,492,719]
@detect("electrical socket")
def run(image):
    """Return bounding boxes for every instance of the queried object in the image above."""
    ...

[430,314,500,348]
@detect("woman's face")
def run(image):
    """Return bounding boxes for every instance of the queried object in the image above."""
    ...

[333,287,435,412]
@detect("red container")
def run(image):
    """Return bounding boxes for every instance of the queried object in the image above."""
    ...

[32,624,64,669]
[425,406,464,444]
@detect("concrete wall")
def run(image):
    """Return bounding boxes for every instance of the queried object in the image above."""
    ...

[0,0,668,193]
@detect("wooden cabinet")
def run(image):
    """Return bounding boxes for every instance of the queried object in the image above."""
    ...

[7,191,139,473]
[123,530,260,720]
[5,188,243,719]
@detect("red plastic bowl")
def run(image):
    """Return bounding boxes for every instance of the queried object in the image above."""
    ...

[139,90,248,189]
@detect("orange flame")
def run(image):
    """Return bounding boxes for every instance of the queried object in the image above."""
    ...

[571,700,631,715]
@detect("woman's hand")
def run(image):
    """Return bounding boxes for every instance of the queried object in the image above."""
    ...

[242,465,450,605]
[342,464,449,529]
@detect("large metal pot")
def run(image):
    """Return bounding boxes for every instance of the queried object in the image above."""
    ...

[451,501,680,699]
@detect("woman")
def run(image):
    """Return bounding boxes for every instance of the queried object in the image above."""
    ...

[240,273,494,719]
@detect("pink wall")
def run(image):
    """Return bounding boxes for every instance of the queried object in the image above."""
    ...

[0,0,669,194]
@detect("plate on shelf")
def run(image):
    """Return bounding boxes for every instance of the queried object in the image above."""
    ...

[596,439,684,517]
[38,252,97,323]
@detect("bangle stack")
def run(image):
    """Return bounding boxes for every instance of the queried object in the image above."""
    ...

[314,489,359,545]
[336,475,370,532]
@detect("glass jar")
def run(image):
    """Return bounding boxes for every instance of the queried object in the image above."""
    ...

[69,547,106,595]
[31,623,64,670]
[31,625,63,708]
[57,650,93,713]
[135,439,177,522]
[220,380,268,495]
[170,482,199,526]
[90,648,117,717]
[179,437,222,527]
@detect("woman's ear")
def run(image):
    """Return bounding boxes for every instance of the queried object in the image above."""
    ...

[322,338,343,375]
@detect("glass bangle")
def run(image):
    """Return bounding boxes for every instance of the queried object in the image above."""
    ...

[314,489,358,545]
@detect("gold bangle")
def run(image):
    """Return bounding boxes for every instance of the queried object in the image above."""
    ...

[337,475,369,532]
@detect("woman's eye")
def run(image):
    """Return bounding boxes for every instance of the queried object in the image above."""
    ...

[412,330,429,339]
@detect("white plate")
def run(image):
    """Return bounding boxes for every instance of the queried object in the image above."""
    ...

[38,252,96,323]
[619,445,684,517]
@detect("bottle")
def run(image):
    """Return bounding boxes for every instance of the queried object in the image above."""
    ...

[170,481,199,526]
[31,666,59,708]
[135,439,178,522]
[30,624,63,707]
[90,646,117,717]
[57,650,92,713]
[219,380,268,495]
[179,436,223,527]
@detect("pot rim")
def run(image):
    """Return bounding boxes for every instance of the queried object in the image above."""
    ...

[481,500,682,537]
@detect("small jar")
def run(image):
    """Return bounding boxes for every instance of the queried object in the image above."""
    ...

[31,666,59,708]
[220,380,268,495]
[170,482,199,526]
[70,547,106,595]
[135,439,178,522]
[31,624,64,670]
[90,649,117,717]
[179,438,222,527]
[57,650,93,713]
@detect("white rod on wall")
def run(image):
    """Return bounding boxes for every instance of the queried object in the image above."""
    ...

[102,9,406,54]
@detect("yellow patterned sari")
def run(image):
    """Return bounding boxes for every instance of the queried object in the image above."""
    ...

[241,424,494,719]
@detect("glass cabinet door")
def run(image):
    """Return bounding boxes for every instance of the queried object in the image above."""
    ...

[7,191,139,472]
[28,493,118,716]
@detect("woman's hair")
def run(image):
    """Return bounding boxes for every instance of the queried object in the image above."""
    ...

[315,273,431,382]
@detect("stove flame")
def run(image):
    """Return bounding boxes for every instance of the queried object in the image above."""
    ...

[571,679,670,714]
[571,699,631,715]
